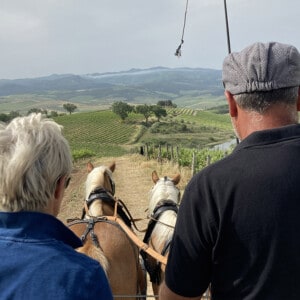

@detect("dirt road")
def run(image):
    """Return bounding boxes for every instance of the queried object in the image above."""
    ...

[59,154,190,228]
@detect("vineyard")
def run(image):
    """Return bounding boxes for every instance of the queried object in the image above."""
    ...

[55,111,142,158]
[166,107,197,116]
[141,143,232,173]
[54,107,235,169]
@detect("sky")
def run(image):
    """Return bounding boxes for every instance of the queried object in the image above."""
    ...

[0,0,299,79]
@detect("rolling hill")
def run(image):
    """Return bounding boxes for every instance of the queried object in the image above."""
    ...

[0,67,225,114]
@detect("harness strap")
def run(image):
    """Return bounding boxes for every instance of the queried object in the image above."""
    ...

[75,218,101,247]
[107,215,168,266]
[161,237,172,256]
[68,215,168,266]
[143,200,178,245]
[86,190,113,207]
[85,188,132,228]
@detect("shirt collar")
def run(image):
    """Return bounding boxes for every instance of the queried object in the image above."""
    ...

[0,211,82,249]
[234,124,300,152]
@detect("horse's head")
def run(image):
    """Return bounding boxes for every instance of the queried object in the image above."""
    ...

[148,170,181,216]
[83,161,116,217]
[85,161,116,200]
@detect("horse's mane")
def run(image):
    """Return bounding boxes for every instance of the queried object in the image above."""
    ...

[148,177,180,215]
[85,165,113,200]
[147,177,180,251]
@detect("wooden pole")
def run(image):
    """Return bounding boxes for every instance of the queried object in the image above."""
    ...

[223,0,231,54]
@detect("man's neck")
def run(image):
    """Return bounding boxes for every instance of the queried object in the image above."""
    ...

[234,104,299,140]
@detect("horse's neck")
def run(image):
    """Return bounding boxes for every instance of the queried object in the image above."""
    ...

[88,200,114,217]
[150,211,176,252]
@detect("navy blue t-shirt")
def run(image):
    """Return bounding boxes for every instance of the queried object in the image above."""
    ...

[0,211,113,299]
[165,124,300,299]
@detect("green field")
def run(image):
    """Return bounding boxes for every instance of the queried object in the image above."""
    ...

[0,94,111,115]
[53,108,234,161]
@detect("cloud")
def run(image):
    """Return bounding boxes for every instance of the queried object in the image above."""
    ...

[0,0,299,79]
[0,10,43,43]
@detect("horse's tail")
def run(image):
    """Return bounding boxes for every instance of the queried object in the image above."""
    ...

[79,246,109,276]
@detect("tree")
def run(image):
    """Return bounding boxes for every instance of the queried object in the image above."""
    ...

[157,100,177,108]
[27,108,48,116]
[50,111,58,117]
[111,101,133,121]
[151,105,167,122]
[0,111,21,123]
[135,104,153,124]
[63,103,77,115]
[8,111,21,120]
[0,113,10,123]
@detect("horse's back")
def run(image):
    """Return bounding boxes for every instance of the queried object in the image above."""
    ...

[69,220,141,299]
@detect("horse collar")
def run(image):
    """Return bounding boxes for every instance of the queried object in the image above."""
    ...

[85,188,132,228]
[143,199,178,245]
[152,199,178,216]
[86,187,114,208]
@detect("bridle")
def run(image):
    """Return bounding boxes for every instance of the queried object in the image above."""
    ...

[82,186,132,228]
[82,172,115,218]
[84,187,114,213]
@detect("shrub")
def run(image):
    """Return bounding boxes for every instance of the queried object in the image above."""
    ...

[72,149,95,161]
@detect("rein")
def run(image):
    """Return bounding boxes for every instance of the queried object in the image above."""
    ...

[85,187,147,233]
[68,186,151,248]
[67,187,171,268]
[67,208,168,266]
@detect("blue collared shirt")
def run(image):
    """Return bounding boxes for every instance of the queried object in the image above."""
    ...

[0,211,113,299]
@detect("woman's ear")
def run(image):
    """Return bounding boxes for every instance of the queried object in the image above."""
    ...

[54,176,65,200]
[225,91,238,117]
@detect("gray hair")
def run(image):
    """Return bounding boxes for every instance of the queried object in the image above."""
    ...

[233,87,299,114]
[0,113,72,212]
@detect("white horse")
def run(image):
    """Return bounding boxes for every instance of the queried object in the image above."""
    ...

[141,170,181,298]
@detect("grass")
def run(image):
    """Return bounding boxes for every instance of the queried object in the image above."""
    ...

[0,94,110,114]
[142,109,234,149]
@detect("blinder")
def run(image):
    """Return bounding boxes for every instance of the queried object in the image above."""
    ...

[109,176,115,195]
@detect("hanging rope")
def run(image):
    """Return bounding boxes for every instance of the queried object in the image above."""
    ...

[175,0,189,57]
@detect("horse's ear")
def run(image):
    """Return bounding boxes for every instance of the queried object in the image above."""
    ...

[87,162,94,173]
[152,170,159,183]
[172,174,181,185]
[109,161,116,173]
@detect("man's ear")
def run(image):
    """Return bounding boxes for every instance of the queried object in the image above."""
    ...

[297,87,300,111]
[225,90,238,117]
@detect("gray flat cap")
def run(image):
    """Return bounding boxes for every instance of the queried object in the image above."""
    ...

[222,42,300,95]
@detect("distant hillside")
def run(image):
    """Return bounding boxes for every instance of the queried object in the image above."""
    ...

[0,67,225,111]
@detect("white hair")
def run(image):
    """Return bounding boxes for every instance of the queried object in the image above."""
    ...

[0,113,72,212]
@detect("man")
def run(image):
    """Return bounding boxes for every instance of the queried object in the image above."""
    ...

[159,42,300,299]
[0,113,113,299]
